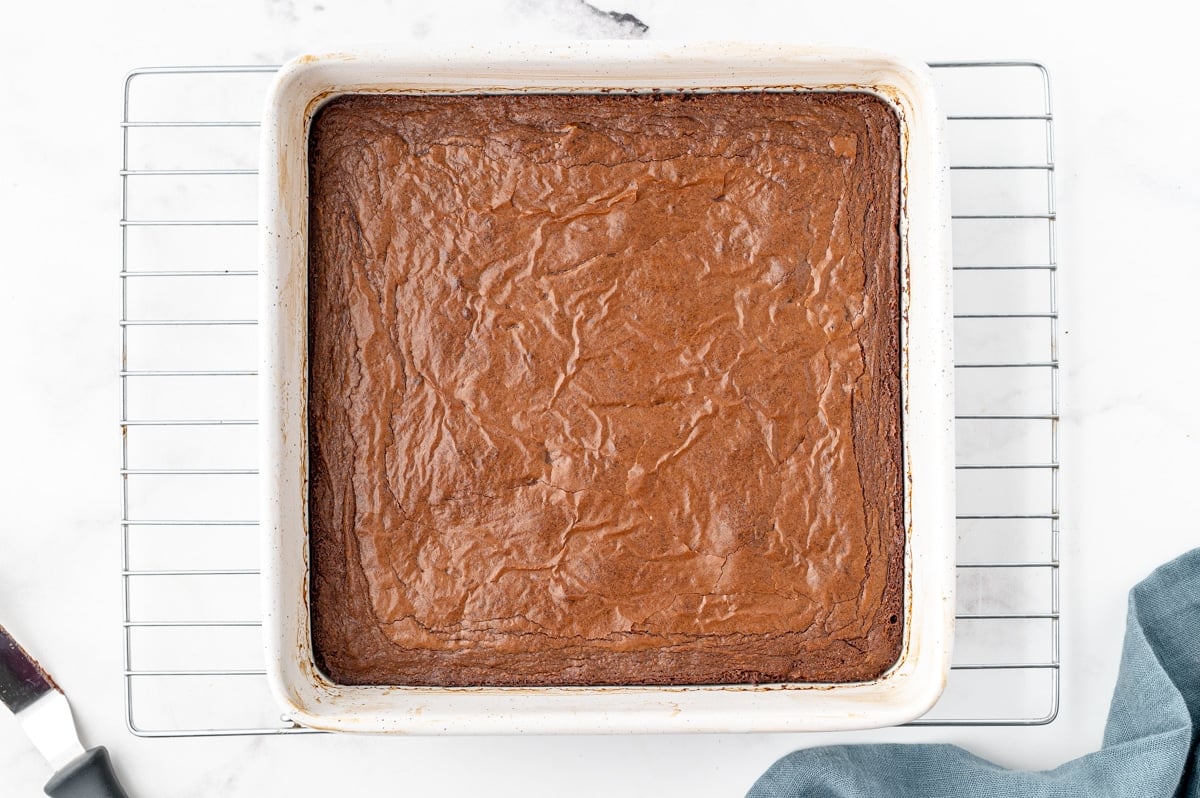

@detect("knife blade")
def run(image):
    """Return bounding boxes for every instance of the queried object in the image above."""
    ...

[1,623,130,798]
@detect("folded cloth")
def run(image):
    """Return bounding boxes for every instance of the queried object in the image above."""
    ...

[748,548,1200,798]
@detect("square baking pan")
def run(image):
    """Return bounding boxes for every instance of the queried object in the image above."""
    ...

[260,42,955,733]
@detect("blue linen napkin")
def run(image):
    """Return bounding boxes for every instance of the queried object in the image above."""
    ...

[748,548,1200,798]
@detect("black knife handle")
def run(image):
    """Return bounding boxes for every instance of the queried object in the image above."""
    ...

[43,747,130,798]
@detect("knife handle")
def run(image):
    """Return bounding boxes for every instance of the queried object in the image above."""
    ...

[43,747,130,798]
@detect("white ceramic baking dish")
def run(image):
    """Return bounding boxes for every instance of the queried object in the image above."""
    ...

[260,42,954,734]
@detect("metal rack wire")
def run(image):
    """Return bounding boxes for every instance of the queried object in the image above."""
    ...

[119,61,1058,736]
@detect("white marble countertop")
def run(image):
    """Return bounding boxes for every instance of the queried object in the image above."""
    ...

[1,0,1198,795]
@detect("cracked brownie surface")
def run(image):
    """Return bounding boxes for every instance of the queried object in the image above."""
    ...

[306,91,904,686]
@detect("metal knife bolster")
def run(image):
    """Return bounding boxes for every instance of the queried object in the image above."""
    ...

[19,691,88,771]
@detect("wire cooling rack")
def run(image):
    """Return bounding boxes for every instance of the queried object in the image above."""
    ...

[119,62,1058,736]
